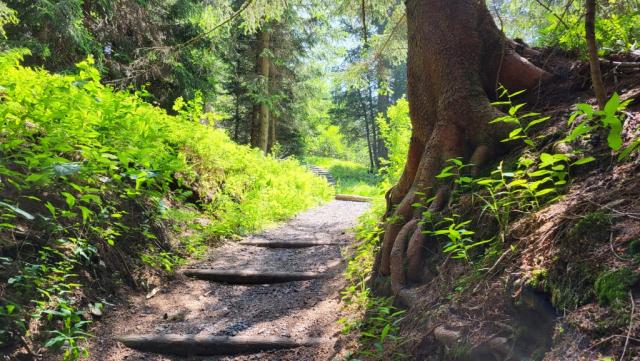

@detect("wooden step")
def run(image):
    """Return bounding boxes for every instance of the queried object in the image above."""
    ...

[183,269,326,284]
[239,240,342,248]
[335,194,372,202]
[117,334,323,356]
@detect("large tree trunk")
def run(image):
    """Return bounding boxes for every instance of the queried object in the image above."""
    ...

[372,0,550,295]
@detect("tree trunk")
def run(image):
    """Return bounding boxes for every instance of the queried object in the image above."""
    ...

[249,103,260,148]
[233,58,241,142]
[258,28,271,154]
[372,0,550,295]
[366,75,381,168]
[250,29,271,153]
[358,91,375,172]
[585,0,607,109]
[268,114,276,153]
[376,61,391,161]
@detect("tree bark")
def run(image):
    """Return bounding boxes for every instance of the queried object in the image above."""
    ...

[258,28,271,154]
[372,0,550,295]
[250,28,271,153]
[233,58,242,142]
[376,60,391,161]
[585,0,607,109]
[358,91,376,172]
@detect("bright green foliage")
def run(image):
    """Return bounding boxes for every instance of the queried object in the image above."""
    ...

[340,199,406,359]
[565,93,637,160]
[0,50,331,358]
[377,98,411,185]
[425,215,491,263]
[594,268,637,306]
[0,1,16,38]
[490,88,550,147]
[306,124,350,159]
[306,156,381,197]
[498,0,640,54]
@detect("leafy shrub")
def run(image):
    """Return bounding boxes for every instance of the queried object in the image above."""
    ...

[0,50,331,359]
[377,98,411,186]
[306,156,381,197]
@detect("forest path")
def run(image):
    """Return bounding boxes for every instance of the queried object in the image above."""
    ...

[89,200,369,361]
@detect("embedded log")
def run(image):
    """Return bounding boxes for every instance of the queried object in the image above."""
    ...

[335,194,372,202]
[182,269,326,284]
[240,240,341,248]
[116,334,323,356]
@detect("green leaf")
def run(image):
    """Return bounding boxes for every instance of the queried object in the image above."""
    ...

[0,201,35,220]
[380,324,390,342]
[45,202,56,218]
[571,156,596,166]
[618,139,640,161]
[603,92,620,118]
[508,89,526,98]
[576,103,594,118]
[534,188,555,197]
[61,192,76,209]
[606,126,623,151]
[525,116,550,131]
[79,206,92,223]
[53,162,82,176]
[508,128,523,139]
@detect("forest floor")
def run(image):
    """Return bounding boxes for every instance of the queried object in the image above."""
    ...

[82,200,369,361]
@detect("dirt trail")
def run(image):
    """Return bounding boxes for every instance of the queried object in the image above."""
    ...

[89,200,369,361]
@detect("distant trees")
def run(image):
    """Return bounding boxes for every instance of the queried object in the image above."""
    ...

[0,0,330,157]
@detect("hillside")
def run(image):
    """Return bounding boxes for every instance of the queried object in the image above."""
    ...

[0,51,331,359]
[342,50,640,360]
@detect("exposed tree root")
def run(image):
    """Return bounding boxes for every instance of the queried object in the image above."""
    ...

[372,0,551,297]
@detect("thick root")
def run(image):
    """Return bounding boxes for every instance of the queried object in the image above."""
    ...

[499,50,552,92]
[380,190,417,276]
[390,219,418,294]
[405,227,426,283]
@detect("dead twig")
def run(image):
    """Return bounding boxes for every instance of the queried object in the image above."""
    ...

[620,291,635,361]
[586,199,640,220]
[609,233,632,261]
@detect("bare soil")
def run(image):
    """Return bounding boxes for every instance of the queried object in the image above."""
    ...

[86,200,369,361]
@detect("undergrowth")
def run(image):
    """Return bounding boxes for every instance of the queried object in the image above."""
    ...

[339,199,406,360]
[0,50,332,359]
[305,156,382,197]
[342,89,639,358]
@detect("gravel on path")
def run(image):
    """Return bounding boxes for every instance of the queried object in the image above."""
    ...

[87,200,370,361]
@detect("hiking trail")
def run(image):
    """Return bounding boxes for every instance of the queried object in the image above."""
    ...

[88,200,370,361]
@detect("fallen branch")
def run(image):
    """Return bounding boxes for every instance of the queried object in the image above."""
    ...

[600,59,640,69]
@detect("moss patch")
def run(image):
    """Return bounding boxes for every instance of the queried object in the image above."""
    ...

[594,268,638,306]
[569,211,611,243]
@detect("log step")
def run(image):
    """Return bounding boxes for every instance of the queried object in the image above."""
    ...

[116,334,323,356]
[183,269,326,284]
[239,240,341,248]
[335,194,372,202]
